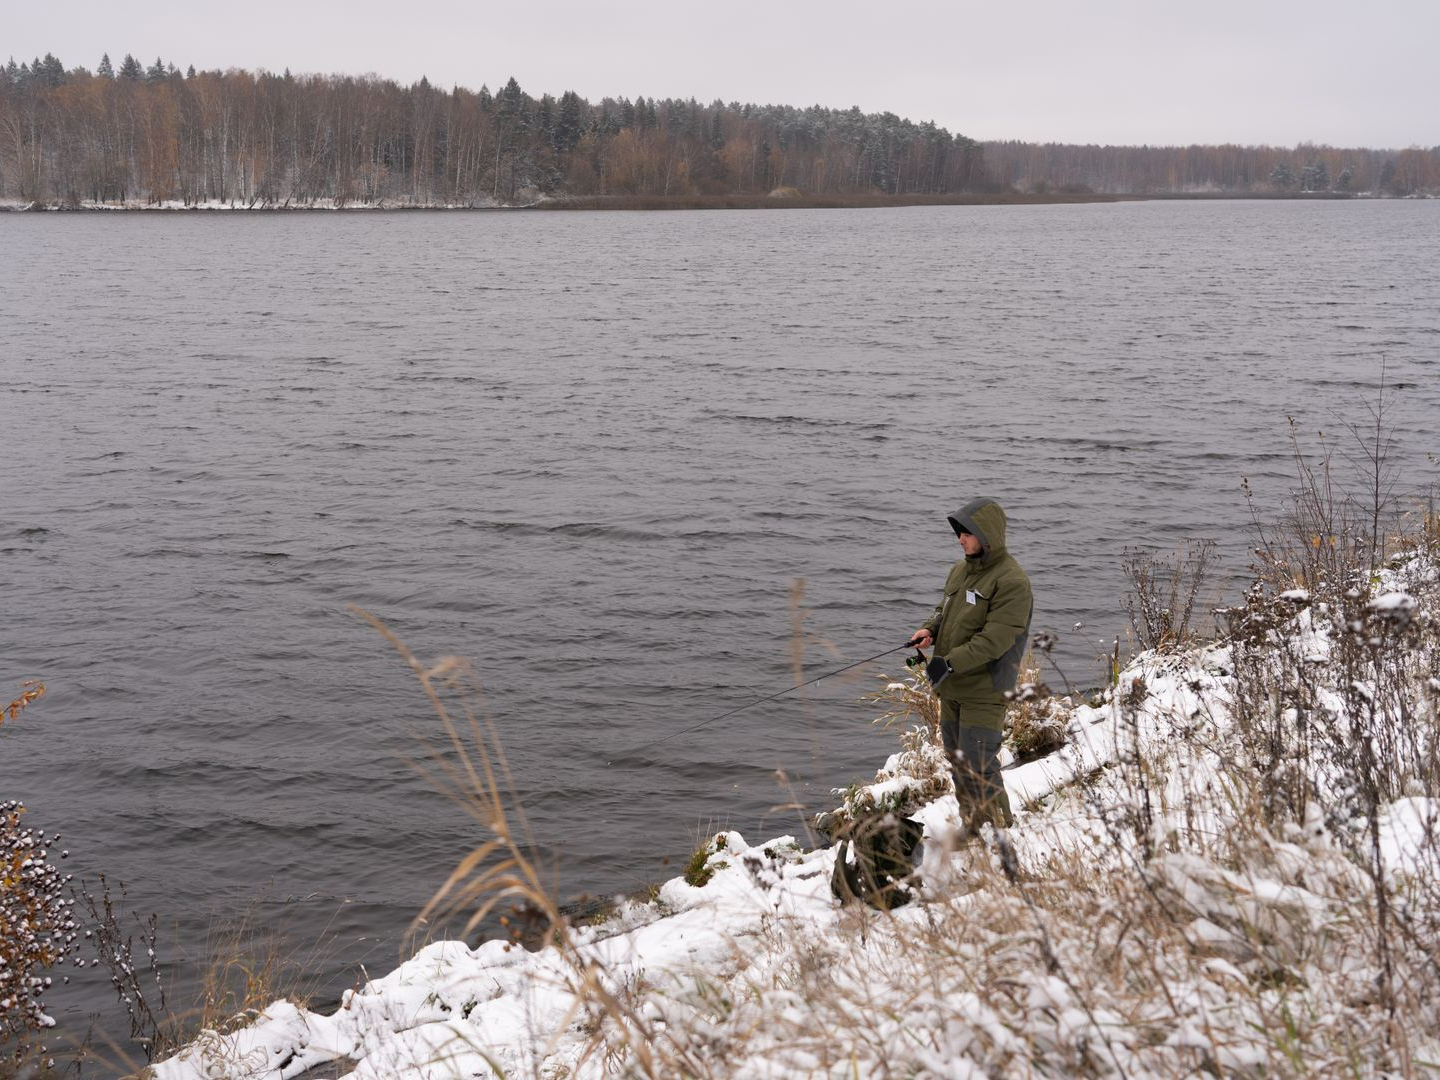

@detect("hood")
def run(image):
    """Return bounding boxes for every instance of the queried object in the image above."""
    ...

[947,497,1008,561]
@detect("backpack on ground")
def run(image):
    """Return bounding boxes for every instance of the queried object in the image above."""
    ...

[829,812,924,910]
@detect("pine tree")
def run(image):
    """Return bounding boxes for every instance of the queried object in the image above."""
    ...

[554,90,584,154]
[597,104,617,137]
[39,53,66,87]
[145,56,166,83]
[118,53,143,80]
[494,77,530,199]
[1269,161,1295,189]
[1300,159,1329,192]
[97,52,114,78]
[497,76,527,133]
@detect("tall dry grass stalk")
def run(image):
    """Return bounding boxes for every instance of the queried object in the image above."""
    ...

[350,610,548,952]
[784,577,846,695]
[354,605,714,1078]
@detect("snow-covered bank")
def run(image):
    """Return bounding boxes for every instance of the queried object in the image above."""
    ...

[152,546,1440,1079]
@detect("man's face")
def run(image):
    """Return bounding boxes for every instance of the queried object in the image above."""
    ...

[958,531,983,557]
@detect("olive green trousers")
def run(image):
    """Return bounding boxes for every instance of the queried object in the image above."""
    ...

[939,700,1014,831]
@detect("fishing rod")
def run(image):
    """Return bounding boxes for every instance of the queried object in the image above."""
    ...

[609,637,929,762]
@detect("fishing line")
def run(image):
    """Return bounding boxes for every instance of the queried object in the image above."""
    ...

[608,640,923,763]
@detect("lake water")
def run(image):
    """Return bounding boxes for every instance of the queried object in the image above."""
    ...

[3,200,1438,1047]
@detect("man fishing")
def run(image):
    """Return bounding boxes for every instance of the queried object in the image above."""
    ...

[909,497,1032,833]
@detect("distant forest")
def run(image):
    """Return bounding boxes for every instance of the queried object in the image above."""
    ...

[2,52,1437,206]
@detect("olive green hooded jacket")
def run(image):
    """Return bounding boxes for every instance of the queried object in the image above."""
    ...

[922,498,1033,727]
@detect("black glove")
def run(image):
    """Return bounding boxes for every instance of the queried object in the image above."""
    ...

[924,656,952,689]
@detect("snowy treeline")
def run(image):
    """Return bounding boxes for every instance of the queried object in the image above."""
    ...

[0,54,984,206]
[7,53,1435,208]
[986,138,1440,196]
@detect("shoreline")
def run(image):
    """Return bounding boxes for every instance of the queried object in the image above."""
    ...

[0,192,1127,213]
[3,190,1405,214]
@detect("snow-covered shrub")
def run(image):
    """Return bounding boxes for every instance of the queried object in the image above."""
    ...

[1223,549,1439,820]
[1006,654,1074,761]
[1,683,77,1071]
[1008,693,1071,759]
[0,801,77,1060]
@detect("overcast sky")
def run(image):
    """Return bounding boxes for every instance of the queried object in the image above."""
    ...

[8,0,1437,148]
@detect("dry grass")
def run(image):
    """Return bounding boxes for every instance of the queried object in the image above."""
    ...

[499,675,1438,1074]
[353,605,710,1078]
[865,653,1073,771]
[0,677,299,1076]
[866,665,940,736]
[631,519,1440,1073]
[701,822,1437,1076]
[186,902,337,1043]
[581,456,1439,1076]
[1123,539,1221,651]
[1244,404,1403,595]
[1006,653,1073,761]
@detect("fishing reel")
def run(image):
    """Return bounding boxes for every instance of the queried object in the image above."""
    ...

[904,634,930,672]
[904,638,950,688]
